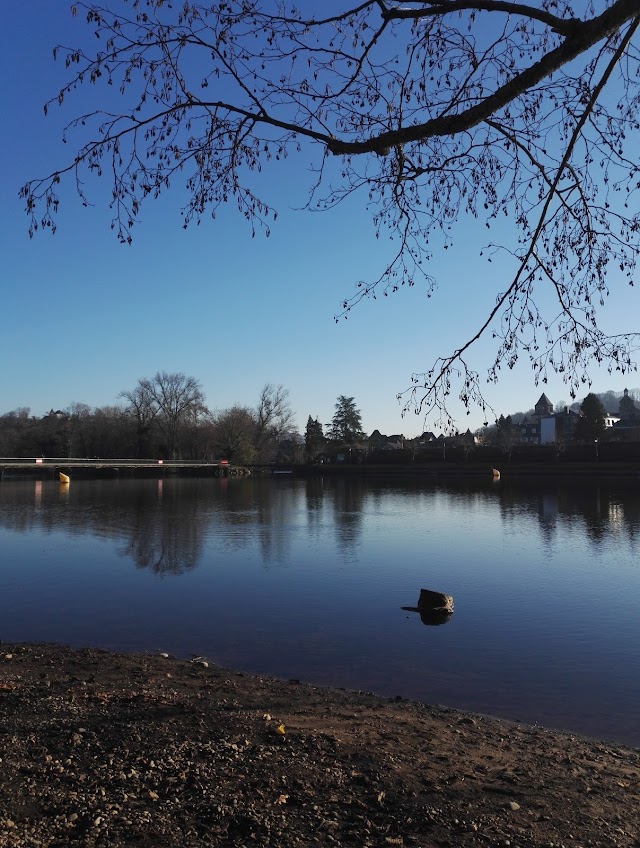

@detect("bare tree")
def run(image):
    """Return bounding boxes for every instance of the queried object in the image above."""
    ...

[180,400,211,459]
[66,402,92,457]
[22,1,640,425]
[211,406,257,465]
[0,408,32,456]
[120,378,159,458]
[254,383,295,461]
[148,371,205,459]
[89,404,132,458]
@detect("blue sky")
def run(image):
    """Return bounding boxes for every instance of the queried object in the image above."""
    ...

[2,2,638,436]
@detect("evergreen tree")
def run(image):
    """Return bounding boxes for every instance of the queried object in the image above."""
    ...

[496,414,513,437]
[575,393,607,441]
[304,416,325,463]
[329,397,365,445]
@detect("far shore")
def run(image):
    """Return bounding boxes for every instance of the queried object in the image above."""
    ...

[3,458,640,480]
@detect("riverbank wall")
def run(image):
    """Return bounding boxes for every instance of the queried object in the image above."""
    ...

[0,461,247,481]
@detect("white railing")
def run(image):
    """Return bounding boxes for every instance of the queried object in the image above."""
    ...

[0,457,227,465]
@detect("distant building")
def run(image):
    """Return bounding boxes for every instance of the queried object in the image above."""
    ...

[611,388,640,439]
[518,415,539,445]
[368,430,388,451]
[513,394,580,445]
[419,431,438,444]
[367,431,405,451]
[617,388,640,425]
[502,389,640,446]
[534,393,554,417]
[539,407,581,444]
[460,428,477,445]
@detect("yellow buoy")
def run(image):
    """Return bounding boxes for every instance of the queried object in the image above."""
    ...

[59,472,70,484]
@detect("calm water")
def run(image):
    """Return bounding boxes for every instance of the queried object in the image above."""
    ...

[1,475,639,746]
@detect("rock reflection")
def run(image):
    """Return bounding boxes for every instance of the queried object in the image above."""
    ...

[416,608,454,626]
[402,588,454,626]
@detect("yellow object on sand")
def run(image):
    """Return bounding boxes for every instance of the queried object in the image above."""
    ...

[59,472,70,484]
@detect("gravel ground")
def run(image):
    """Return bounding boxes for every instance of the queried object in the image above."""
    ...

[0,643,638,847]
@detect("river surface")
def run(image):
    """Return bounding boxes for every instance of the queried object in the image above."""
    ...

[1,475,639,746]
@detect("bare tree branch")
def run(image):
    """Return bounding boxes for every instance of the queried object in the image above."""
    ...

[20,0,640,426]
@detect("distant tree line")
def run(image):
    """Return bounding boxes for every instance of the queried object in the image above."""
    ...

[4,383,637,465]
[0,382,372,465]
[0,374,295,464]
[1,386,373,466]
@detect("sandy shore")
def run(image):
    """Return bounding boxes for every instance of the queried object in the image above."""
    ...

[0,642,638,847]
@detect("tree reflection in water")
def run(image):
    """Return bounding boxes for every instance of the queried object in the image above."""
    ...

[0,476,640,572]
[331,478,365,560]
[1,473,640,745]
[113,480,206,575]
[490,477,640,552]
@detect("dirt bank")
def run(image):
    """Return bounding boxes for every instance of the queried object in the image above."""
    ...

[0,643,638,847]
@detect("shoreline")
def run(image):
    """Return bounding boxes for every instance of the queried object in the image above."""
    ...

[3,459,640,480]
[1,642,638,847]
